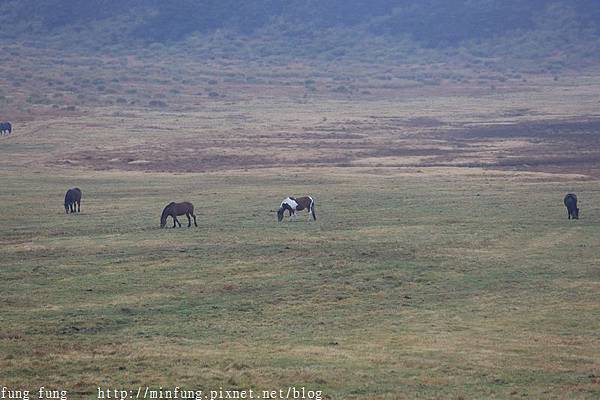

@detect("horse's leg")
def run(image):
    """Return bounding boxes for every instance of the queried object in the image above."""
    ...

[192,213,198,227]
[174,216,182,227]
[186,213,191,227]
[77,200,81,212]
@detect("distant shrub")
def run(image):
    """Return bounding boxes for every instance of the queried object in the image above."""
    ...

[246,76,265,84]
[148,100,167,108]
[26,94,51,105]
[332,85,350,93]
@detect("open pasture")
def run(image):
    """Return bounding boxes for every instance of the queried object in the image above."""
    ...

[1,166,599,399]
[1,69,600,398]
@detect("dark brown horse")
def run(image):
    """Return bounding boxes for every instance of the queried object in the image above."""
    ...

[0,122,11,135]
[564,193,579,220]
[64,188,82,213]
[160,202,198,228]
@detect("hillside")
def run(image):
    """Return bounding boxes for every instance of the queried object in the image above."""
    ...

[1,0,599,69]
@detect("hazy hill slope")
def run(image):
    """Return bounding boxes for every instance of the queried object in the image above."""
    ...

[0,1,599,68]
[1,0,599,42]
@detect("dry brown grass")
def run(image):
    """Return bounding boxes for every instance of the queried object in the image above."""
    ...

[1,50,600,398]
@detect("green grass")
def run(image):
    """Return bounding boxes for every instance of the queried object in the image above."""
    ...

[1,168,599,399]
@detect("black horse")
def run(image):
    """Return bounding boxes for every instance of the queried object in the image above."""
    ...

[564,193,579,220]
[0,122,11,135]
[64,188,82,213]
[160,202,198,228]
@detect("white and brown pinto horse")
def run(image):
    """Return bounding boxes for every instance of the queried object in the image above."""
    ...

[277,196,316,222]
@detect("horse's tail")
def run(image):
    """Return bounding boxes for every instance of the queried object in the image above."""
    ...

[310,197,316,220]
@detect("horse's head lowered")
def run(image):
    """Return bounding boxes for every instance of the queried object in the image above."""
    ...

[277,206,286,222]
[160,202,176,228]
[277,198,297,222]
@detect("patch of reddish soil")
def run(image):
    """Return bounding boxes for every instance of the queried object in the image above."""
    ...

[51,117,600,177]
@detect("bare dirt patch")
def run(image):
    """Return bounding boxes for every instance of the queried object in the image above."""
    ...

[432,117,600,176]
[50,117,600,177]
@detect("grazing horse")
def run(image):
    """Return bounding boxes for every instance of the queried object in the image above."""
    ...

[564,193,579,220]
[64,188,82,213]
[160,201,198,228]
[0,122,11,135]
[277,196,316,222]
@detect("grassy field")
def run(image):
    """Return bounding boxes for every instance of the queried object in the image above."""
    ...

[1,61,600,398]
[1,166,599,399]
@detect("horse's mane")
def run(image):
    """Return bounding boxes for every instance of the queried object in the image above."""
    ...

[161,202,176,219]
